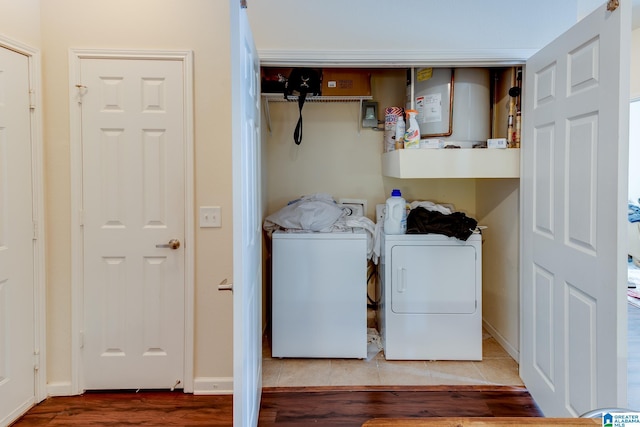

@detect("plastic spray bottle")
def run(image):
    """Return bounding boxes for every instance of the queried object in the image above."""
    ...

[403,109,420,149]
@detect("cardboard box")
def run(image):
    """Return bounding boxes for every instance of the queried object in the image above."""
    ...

[322,68,372,97]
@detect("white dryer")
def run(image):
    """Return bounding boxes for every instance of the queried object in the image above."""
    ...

[379,232,482,360]
[271,229,367,358]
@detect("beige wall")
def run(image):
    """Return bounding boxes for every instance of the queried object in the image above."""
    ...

[474,68,520,357]
[265,70,478,220]
[476,179,520,356]
[40,0,234,386]
[0,0,40,48]
[248,1,578,54]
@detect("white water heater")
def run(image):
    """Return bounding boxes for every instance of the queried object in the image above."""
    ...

[407,67,490,147]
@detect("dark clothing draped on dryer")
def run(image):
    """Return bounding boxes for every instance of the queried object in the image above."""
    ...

[406,206,478,241]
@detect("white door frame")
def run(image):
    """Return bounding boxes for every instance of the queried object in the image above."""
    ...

[0,35,47,404]
[69,49,195,394]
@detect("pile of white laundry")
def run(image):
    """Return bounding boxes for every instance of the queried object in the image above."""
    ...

[263,193,378,262]
[263,194,478,264]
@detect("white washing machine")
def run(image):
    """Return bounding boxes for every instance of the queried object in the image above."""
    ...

[378,232,482,360]
[271,229,367,358]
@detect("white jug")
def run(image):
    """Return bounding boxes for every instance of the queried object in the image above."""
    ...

[384,189,407,234]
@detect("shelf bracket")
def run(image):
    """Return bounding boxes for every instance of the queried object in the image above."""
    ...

[263,96,273,135]
[358,98,363,135]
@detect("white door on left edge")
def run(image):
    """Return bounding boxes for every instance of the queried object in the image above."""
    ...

[80,58,185,390]
[0,45,36,425]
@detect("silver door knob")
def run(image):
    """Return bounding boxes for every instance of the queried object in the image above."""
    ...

[156,239,180,250]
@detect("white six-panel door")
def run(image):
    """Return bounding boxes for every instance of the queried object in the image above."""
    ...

[79,57,186,390]
[521,1,630,416]
[0,46,36,424]
[232,0,263,425]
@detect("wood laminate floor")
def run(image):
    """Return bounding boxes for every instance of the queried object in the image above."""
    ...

[12,386,542,426]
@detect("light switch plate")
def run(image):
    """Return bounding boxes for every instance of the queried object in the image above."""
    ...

[200,206,221,228]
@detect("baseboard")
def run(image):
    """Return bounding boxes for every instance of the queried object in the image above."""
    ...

[46,381,74,397]
[193,377,233,395]
[46,379,232,396]
[482,320,520,362]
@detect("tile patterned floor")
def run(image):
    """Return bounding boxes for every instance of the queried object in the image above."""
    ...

[264,264,640,392]
[262,328,523,388]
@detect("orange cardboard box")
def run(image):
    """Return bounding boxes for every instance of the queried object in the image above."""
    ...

[322,68,372,96]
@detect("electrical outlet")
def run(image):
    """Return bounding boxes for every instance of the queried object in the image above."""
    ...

[376,204,386,224]
[200,206,221,228]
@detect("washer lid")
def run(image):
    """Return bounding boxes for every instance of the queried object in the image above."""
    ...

[384,231,482,243]
[272,228,367,239]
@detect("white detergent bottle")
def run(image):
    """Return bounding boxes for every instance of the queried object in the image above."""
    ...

[384,189,407,234]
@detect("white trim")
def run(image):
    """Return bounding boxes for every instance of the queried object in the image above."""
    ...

[482,319,520,363]
[257,48,535,67]
[0,397,36,427]
[193,377,234,395]
[46,382,74,397]
[0,34,47,404]
[181,51,195,395]
[69,48,195,394]
[68,49,83,396]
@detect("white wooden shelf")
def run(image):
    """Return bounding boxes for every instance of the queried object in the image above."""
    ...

[262,93,372,103]
[381,148,520,179]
